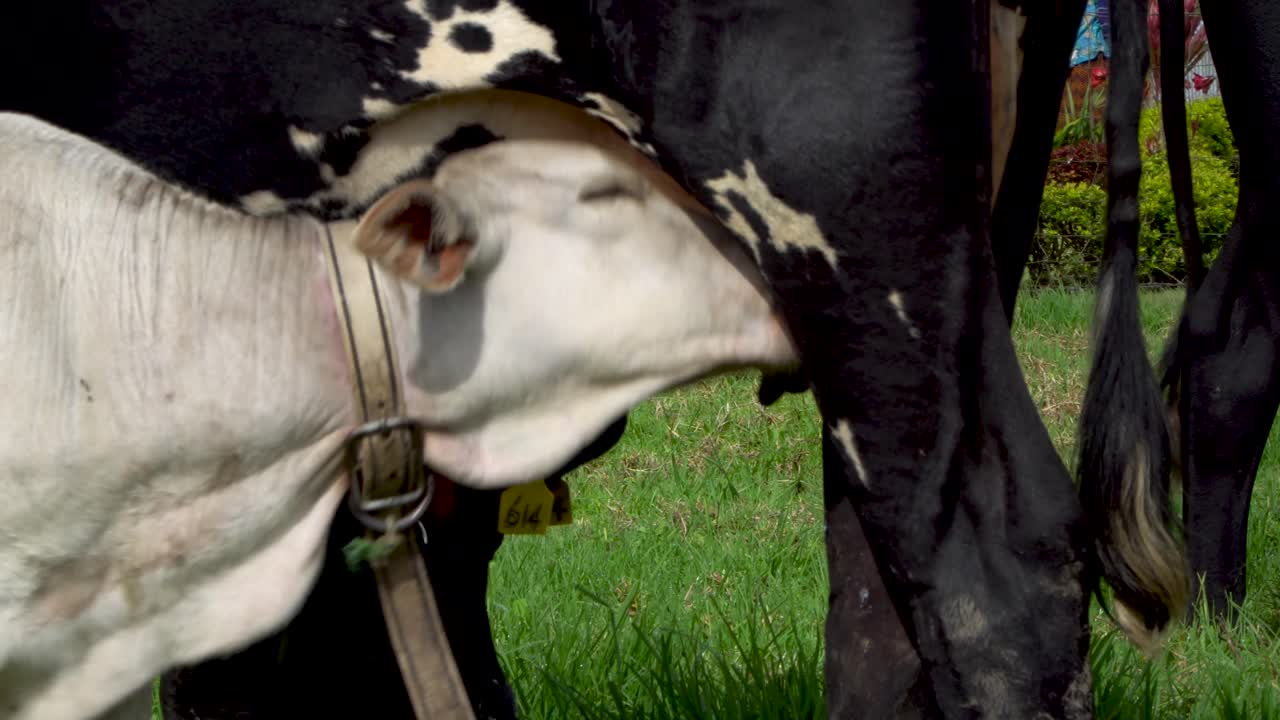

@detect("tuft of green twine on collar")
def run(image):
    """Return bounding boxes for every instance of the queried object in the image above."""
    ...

[342,531,404,572]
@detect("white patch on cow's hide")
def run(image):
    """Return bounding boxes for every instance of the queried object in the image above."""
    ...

[287,126,326,157]
[370,27,394,43]
[704,160,838,268]
[579,93,640,135]
[887,289,922,339]
[974,671,1015,717]
[831,419,869,486]
[579,92,657,157]
[238,190,290,216]
[941,594,988,642]
[362,96,400,120]
[399,0,559,90]
[580,92,641,135]
[1063,664,1093,719]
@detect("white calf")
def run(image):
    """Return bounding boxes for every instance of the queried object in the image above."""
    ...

[0,108,794,719]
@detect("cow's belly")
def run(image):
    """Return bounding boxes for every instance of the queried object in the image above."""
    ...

[0,434,349,720]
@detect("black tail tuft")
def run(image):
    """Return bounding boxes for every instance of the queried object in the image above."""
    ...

[1077,0,1189,653]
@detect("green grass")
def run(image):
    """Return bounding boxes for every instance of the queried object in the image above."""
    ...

[487,288,1280,719]
[489,373,826,720]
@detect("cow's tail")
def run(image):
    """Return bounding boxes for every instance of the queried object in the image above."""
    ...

[1156,0,1204,486]
[1077,0,1189,653]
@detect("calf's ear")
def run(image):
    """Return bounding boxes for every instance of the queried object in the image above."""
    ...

[353,179,478,293]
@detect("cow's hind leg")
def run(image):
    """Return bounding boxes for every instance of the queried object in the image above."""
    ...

[1174,0,1280,622]
[1175,248,1280,619]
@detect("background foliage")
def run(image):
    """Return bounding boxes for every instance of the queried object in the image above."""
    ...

[1030,98,1237,287]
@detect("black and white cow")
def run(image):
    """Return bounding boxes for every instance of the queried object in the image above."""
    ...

[2,1,1191,717]
[1153,0,1280,620]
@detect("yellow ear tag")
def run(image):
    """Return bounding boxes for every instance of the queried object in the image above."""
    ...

[547,479,573,526]
[497,480,554,535]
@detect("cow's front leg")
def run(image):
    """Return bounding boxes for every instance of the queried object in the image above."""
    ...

[695,146,1093,717]
[809,275,1093,718]
[762,374,928,716]
[822,434,930,719]
[658,16,1090,720]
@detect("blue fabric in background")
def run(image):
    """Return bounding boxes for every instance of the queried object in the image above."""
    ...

[1072,0,1112,66]
[1095,0,1111,48]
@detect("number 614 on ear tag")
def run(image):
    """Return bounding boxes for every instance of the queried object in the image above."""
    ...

[498,481,553,534]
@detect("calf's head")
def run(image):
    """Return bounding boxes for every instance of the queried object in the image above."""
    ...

[350,139,798,488]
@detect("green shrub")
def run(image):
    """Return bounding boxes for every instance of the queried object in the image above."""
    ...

[1188,97,1235,164]
[1032,149,1237,286]
[1138,150,1237,282]
[1030,182,1107,287]
[1139,97,1236,169]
